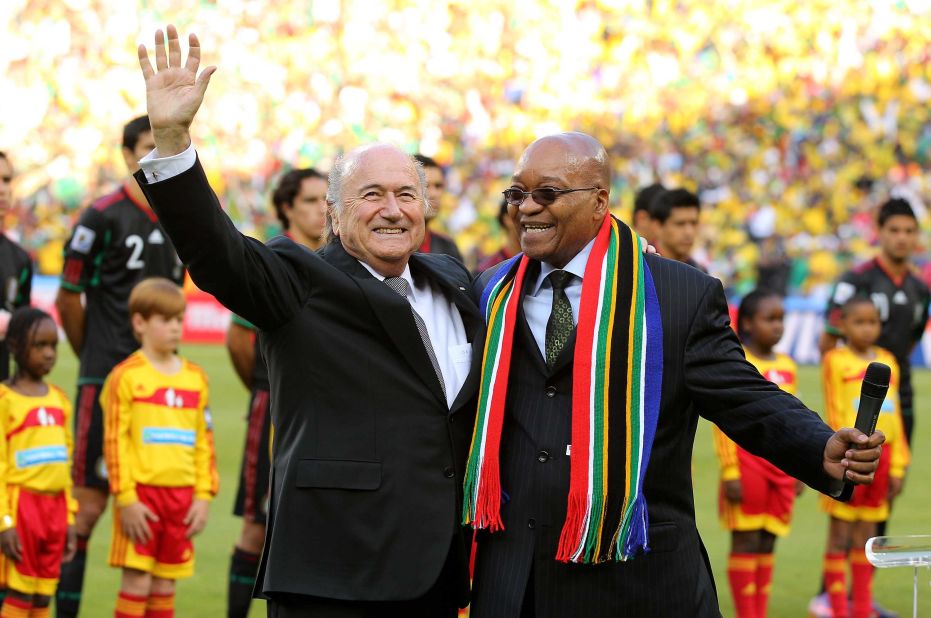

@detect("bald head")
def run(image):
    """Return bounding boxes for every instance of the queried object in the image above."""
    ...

[517,132,611,190]
[509,132,611,268]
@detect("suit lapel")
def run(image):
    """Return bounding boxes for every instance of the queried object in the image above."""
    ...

[409,254,485,413]
[323,242,447,407]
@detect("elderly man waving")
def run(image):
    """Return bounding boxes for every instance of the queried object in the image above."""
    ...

[134,26,482,618]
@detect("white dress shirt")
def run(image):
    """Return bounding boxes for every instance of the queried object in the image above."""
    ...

[138,144,470,408]
[522,236,596,357]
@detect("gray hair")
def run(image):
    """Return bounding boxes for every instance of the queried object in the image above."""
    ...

[325,146,431,239]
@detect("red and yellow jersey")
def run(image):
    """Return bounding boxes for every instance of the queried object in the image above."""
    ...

[822,346,910,478]
[713,350,798,481]
[0,383,76,528]
[101,351,219,507]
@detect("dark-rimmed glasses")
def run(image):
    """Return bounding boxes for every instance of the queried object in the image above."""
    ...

[502,187,599,207]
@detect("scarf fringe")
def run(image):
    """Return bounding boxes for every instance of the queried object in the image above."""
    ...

[555,491,588,562]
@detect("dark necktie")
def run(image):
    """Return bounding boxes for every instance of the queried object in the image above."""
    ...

[384,276,446,397]
[545,270,574,368]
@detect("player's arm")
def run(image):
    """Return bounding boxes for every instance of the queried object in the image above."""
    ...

[61,395,78,525]
[193,380,219,502]
[134,26,307,331]
[100,371,138,506]
[712,426,742,503]
[187,375,216,537]
[821,353,842,430]
[0,395,21,562]
[225,318,255,390]
[57,207,108,355]
[61,394,78,562]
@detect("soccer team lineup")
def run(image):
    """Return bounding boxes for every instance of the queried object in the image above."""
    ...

[2,4,931,618]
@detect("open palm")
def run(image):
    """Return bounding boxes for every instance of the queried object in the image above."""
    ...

[138,24,216,153]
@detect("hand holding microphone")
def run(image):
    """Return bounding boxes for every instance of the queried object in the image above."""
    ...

[822,362,889,499]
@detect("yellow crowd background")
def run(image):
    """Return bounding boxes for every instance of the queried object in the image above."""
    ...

[2,0,930,294]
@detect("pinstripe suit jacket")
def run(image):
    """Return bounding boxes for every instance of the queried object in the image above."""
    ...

[470,255,838,617]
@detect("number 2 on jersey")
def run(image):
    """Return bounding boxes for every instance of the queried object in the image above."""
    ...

[125,234,145,269]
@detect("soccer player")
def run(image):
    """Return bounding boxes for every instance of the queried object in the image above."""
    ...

[101,278,217,618]
[821,198,929,446]
[649,187,705,270]
[54,116,184,618]
[714,290,803,618]
[0,152,33,382]
[0,308,77,618]
[819,297,909,618]
[225,167,327,618]
[413,154,464,262]
[813,197,928,618]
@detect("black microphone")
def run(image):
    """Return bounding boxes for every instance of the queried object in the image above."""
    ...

[837,361,890,502]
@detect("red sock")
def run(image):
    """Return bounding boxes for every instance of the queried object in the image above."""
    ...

[0,596,32,618]
[824,552,849,618]
[144,592,174,618]
[850,548,873,618]
[727,553,758,618]
[114,592,147,618]
[755,553,774,618]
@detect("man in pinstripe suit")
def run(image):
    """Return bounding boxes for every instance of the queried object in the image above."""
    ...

[469,132,885,617]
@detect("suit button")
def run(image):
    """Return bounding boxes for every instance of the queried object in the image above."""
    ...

[536,450,550,463]
[527,518,536,529]
[443,467,455,478]
[448,414,455,423]
[545,386,557,398]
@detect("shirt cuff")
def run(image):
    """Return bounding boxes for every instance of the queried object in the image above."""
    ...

[139,143,197,183]
[116,488,140,507]
[720,465,741,482]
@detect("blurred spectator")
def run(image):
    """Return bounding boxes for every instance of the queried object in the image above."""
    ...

[413,154,464,262]
[475,197,520,273]
[650,188,705,271]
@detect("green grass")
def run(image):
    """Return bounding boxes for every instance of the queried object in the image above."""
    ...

[47,346,930,617]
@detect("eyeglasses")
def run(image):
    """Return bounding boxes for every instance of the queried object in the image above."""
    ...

[502,186,599,207]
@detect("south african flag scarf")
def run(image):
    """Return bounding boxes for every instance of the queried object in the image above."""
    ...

[463,214,663,563]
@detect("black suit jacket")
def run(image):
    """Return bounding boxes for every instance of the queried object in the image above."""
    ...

[470,256,839,617]
[135,161,483,605]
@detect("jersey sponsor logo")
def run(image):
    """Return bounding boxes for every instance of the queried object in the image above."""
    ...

[142,427,196,446]
[15,445,68,469]
[832,281,856,304]
[6,406,66,439]
[70,225,97,254]
[147,229,165,244]
[133,387,201,409]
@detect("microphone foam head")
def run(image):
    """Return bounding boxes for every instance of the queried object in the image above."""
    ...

[864,362,891,387]
[862,362,891,399]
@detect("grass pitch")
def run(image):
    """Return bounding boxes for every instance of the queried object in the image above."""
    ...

[48,345,930,617]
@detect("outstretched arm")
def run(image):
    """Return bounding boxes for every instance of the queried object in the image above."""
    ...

[136,25,309,329]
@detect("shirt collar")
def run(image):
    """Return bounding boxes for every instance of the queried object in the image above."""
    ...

[358,261,416,298]
[532,236,597,295]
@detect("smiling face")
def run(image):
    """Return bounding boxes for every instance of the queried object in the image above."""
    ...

[331,145,426,277]
[510,134,609,268]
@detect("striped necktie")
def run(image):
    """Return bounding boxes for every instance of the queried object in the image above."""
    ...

[384,276,446,397]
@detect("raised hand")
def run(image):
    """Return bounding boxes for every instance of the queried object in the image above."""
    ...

[138,24,216,156]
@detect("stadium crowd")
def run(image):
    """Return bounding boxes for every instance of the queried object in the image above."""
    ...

[2,1,931,617]
[2,0,930,296]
